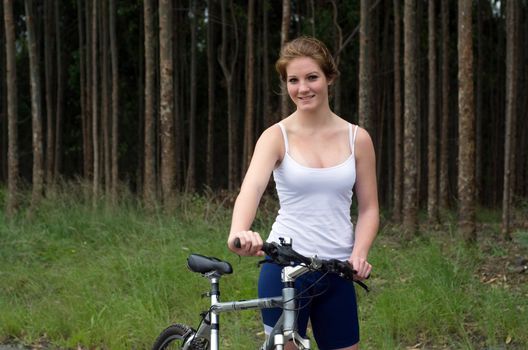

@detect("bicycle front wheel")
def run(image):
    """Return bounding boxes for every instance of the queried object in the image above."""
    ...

[152,323,209,350]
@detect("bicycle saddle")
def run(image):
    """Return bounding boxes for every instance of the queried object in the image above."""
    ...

[187,254,233,275]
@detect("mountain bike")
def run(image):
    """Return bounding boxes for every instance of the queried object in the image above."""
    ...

[152,237,369,350]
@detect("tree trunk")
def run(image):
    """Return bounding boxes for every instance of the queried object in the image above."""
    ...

[457,0,476,242]
[393,0,403,222]
[330,0,342,115]
[502,0,519,240]
[243,0,255,173]
[309,0,315,37]
[45,0,56,184]
[206,0,215,188]
[475,0,483,203]
[54,0,64,178]
[92,0,100,201]
[403,0,418,236]
[427,0,438,223]
[0,1,6,183]
[172,0,182,189]
[84,1,94,180]
[25,0,45,213]
[185,0,197,193]
[218,0,239,190]
[143,0,157,206]
[159,0,175,201]
[359,0,372,131]
[4,0,18,218]
[77,0,87,179]
[101,0,111,195]
[109,0,119,202]
[439,0,450,211]
[279,0,290,119]
[262,0,271,127]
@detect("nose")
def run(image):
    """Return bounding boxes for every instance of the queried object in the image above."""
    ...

[299,80,310,93]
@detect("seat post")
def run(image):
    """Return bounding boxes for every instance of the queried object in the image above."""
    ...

[209,275,220,350]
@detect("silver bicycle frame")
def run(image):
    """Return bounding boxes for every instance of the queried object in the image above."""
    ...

[186,264,313,350]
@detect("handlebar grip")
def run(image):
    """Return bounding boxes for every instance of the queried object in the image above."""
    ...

[233,237,271,248]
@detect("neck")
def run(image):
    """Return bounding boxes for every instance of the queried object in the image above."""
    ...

[293,105,334,128]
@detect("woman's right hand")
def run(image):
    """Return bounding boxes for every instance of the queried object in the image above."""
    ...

[228,231,264,256]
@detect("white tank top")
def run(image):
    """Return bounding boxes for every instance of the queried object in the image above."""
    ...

[268,122,359,261]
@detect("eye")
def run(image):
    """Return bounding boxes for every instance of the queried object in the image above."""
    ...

[288,78,298,84]
[308,75,319,81]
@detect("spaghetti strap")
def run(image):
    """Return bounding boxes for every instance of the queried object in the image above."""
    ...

[277,123,289,153]
[349,124,359,158]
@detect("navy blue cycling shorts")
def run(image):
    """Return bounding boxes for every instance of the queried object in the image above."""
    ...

[258,262,360,349]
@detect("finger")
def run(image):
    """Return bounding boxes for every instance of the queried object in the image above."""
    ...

[251,233,263,254]
[360,264,372,279]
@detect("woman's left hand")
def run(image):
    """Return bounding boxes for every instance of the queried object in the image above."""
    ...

[348,256,372,281]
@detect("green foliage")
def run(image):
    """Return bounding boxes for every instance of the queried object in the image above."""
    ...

[0,189,527,349]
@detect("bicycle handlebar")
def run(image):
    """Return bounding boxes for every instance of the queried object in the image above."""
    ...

[233,237,369,292]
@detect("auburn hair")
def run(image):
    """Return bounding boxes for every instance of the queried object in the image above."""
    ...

[275,36,340,83]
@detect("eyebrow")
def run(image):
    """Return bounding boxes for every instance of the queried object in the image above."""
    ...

[287,71,320,78]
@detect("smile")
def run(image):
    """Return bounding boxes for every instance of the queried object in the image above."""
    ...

[298,95,315,100]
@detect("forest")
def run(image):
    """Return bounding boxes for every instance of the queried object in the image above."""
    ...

[1,0,527,237]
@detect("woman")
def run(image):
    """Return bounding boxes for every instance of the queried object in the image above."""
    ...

[227,36,379,350]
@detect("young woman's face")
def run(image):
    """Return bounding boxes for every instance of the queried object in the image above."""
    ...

[285,57,331,112]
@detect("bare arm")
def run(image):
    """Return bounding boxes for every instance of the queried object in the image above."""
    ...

[349,127,379,279]
[227,125,283,256]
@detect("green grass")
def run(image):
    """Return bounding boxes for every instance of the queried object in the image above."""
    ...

[1,188,527,349]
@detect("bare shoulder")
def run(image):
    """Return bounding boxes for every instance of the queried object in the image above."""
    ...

[353,126,375,159]
[254,124,285,161]
[257,124,283,147]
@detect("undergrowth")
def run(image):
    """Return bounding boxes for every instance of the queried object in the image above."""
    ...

[0,185,527,349]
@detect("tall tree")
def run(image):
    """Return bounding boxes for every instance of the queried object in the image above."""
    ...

[243,0,255,173]
[54,0,64,177]
[439,0,450,210]
[159,0,175,202]
[330,0,342,115]
[308,0,315,37]
[457,0,476,242]
[77,0,85,178]
[83,1,94,180]
[403,0,418,236]
[44,0,55,184]
[185,0,197,192]
[206,0,215,187]
[3,0,18,217]
[262,0,271,128]
[279,0,290,119]
[502,0,519,240]
[0,0,6,183]
[359,0,372,131]
[475,0,484,202]
[109,0,119,201]
[393,0,403,222]
[218,0,239,190]
[101,0,111,195]
[25,0,44,212]
[143,0,157,205]
[427,0,438,222]
[92,0,100,201]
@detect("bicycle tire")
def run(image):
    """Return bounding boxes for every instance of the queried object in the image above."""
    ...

[152,323,209,350]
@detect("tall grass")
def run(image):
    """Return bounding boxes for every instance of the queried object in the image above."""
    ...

[1,186,527,349]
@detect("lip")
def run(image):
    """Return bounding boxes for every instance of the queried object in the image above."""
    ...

[298,94,315,100]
